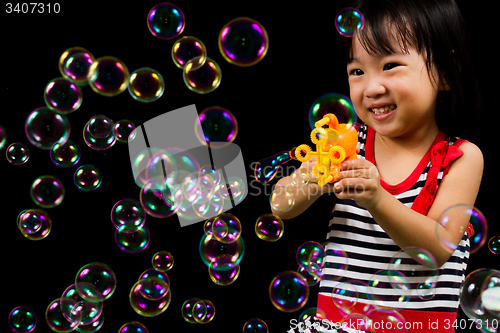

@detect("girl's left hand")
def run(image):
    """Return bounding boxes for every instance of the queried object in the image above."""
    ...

[332,159,384,210]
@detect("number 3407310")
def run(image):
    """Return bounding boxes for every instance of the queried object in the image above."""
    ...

[6,3,60,14]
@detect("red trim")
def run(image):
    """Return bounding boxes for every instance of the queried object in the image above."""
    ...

[365,127,447,195]
[317,293,458,332]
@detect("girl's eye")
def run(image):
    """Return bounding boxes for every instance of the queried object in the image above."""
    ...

[349,69,364,76]
[384,62,400,70]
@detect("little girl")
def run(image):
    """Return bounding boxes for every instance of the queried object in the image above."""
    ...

[272,0,483,332]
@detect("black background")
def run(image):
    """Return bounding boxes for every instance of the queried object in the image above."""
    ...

[1,1,498,332]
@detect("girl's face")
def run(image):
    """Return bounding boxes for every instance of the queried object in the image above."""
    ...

[347,33,443,139]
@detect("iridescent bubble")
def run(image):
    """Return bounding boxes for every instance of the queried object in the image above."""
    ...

[194,106,238,148]
[111,198,146,233]
[152,251,174,272]
[6,142,30,165]
[309,93,357,130]
[44,77,83,114]
[63,51,95,85]
[30,175,65,208]
[181,297,201,324]
[129,279,171,317]
[83,115,116,150]
[0,123,6,149]
[290,169,310,187]
[114,119,136,142]
[183,57,221,94]
[489,236,500,254]
[331,281,359,311]
[17,208,51,240]
[297,266,322,287]
[296,241,325,272]
[270,186,295,212]
[115,225,150,253]
[8,306,37,333]
[50,139,81,167]
[218,17,269,67]
[243,318,268,333]
[139,268,170,287]
[74,165,102,192]
[436,204,487,254]
[88,56,129,97]
[255,213,284,242]
[118,321,149,333]
[208,258,240,286]
[75,262,117,301]
[297,307,328,331]
[199,231,245,271]
[60,283,103,326]
[172,36,207,69]
[218,176,246,205]
[147,2,185,40]
[139,181,178,218]
[368,269,410,309]
[45,298,81,333]
[269,271,309,313]
[128,67,165,103]
[181,298,215,324]
[198,165,221,191]
[59,47,93,78]
[335,7,364,37]
[254,151,293,184]
[212,212,241,244]
[198,300,215,324]
[137,276,169,301]
[460,268,500,328]
[77,312,104,333]
[25,106,70,150]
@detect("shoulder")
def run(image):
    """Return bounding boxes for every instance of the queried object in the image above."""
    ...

[452,141,484,173]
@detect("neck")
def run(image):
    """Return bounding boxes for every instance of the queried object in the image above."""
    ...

[374,123,440,153]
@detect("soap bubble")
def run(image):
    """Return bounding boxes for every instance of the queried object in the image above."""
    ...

[243,318,268,333]
[218,17,269,67]
[6,142,30,165]
[269,271,309,312]
[59,47,93,77]
[139,268,170,286]
[208,261,240,286]
[128,67,165,103]
[296,241,325,272]
[254,151,292,184]
[50,139,81,167]
[139,181,179,218]
[270,186,295,212]
[137,276,169,301]
[75,262,117,301]
[17,208,52,240]
[183,57,221,94]
[199,230,245,271]
[181,298,215,324]
[195,106,238,148]
[115,225,150,253]
[31,175,65,208]
[113,119,135,142]
[129,279,171,316]
[8,306,37,333]
[45,298,81,332]
[110,198,146,233]
[172,36,207,69]
[118,322,149,333]
[212,212,241,244]
[74,164,102,192]
[255,213,284,242]
[436,204,487,254]
[147,2,185,40]
[25,106,70,150]
[365,308,407,333]
[297,266,322,287]
[88,56,129,97]
[489,236,500,254]
[62,51,95,85]
[335,7,364,37]
[83,115,116,150]
[60,283,103,325]
[309,93,357,130]
[44,77,82,114]
[152,251,174,272]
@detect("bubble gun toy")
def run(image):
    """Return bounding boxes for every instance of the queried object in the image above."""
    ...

[254,113,358,186]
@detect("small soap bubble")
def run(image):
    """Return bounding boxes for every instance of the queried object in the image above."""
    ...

[110,198,146,233]
[172,36,207,69]
[88,56,129,97]
[60,283,103,326]
[63,51,95,85]
[45,298,80,332]
[270,186,295,212]
[243,318,268,333]
[0,123,6,149]
[128,67,165,103]
[195,106,238,148]
[183,57,222,94]
[59,47,92,77]
[255,213,284,242]
[114,119,136,142]
[181,299,215,324]
[152,251,174,272]
[139,181,179,218]
[332,281,359,311]
[290,169,310,187]
[129,279,171,317]
[75,262,117,301]
[118,322,149,333]
[296,241,325,272]
[488,236,500,254]
[17,208,52,240]
[74,164,102,192]
[181,297,202,324]
[147,2,185,40]
[208,261,240,286]
[269,271,309,312]
[6,142,30,165]
[31,175,65,208]
[25,106,70,150]
[50,139,81,167]
[199,165,221,191]
[44,77,83,114]
[83,115,116,150]
[436,204,487,254]
[115,225,150,253]
[297,308,328,331]
[212,212,241,244]
[8,306,37,333]
[199,231,245,271]
[309,93,357,130]
[218,17,269,67]
[335,7,364,37]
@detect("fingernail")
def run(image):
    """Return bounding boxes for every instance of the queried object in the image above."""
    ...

[334,183,341,190]
[341,163,346,169]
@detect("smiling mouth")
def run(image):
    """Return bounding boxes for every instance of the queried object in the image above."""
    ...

[369,104,397,115]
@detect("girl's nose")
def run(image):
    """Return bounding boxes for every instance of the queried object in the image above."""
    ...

[364,76,387,99]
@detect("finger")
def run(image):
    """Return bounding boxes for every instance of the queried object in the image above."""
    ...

[336,169,370,181]
[340,159,372,170]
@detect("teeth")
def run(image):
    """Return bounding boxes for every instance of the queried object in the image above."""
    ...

[371,104,396,114]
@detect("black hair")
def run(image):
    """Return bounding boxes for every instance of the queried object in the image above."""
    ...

[339,0,482,141]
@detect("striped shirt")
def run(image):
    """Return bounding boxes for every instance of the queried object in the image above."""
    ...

[317,123,470,333]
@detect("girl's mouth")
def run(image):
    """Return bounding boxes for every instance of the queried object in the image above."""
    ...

[369,104,397,120]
